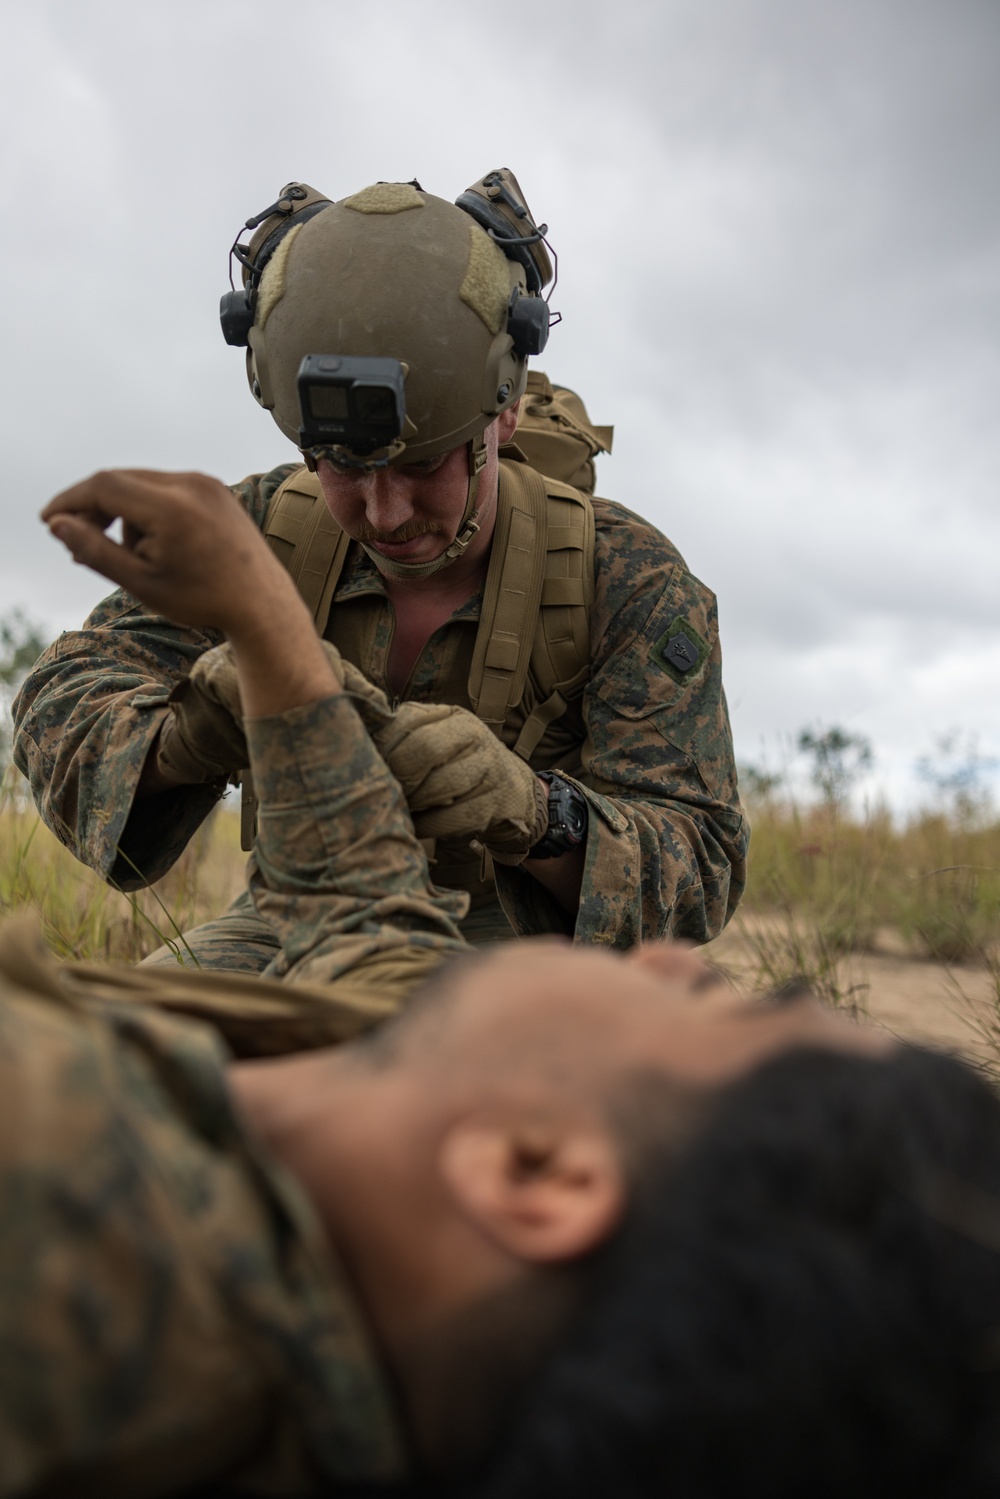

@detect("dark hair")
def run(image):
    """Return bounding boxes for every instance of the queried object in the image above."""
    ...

[464,1045,1000,1499]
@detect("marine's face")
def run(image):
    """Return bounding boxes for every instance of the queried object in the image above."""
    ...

[316,440,474,567]
[315,403,520,573]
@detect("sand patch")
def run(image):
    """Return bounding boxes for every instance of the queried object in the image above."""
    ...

[706,916,999,1069]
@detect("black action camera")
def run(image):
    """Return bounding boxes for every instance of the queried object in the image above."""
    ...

[297,355,406,457]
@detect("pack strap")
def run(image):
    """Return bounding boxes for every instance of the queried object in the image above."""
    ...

[240,768,257,852]
[468,462,549,732]
[511,664,591,762]
[242,457,594,848]
[263,467,351,635]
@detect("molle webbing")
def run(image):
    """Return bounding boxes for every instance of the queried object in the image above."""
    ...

[467,462,548,734]
[259,464,595,728]
[261,469,349,627]
[469,459,594,760]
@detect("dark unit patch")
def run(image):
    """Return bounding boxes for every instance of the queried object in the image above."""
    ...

[651,620,709,684]
[664,633,697,671]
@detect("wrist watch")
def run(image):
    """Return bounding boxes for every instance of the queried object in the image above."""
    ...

[529,772,589,860]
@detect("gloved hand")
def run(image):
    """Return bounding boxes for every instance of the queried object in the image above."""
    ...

[155,647,249,785]
[372,702,549,864]
[155,640,393,786]
[157,645,548,864]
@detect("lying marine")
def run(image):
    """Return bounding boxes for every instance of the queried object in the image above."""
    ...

[13,169,748,962]
[3,456,1000,1498]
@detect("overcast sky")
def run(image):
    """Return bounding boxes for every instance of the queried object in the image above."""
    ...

[2,0,998,808]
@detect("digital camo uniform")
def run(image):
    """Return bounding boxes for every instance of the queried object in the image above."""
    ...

[14,453,747,964]
[0,690,469,1495]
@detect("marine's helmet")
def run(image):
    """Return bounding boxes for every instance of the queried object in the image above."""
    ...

[220,170,553,577]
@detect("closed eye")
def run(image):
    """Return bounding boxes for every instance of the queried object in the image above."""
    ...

[396,456,447,477]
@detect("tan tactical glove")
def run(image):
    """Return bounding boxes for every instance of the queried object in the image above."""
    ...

[155,648,249,785]
[373,703,549,864]
[155,640,393,786]
[157,645,547,862]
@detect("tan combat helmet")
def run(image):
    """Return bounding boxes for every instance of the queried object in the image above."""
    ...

[220,171,555,578]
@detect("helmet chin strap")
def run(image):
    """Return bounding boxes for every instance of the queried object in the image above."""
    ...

[361,431,490,581]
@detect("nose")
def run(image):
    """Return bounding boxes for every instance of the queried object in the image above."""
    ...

[359,468,418,535]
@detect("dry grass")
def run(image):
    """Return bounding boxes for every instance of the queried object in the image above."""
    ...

[741,799,1000,966]
[4,781,999,974]
[0,786,246,963]
[714,795,1000,1076]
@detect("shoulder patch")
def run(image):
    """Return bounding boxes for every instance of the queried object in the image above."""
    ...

[650,619,709,683]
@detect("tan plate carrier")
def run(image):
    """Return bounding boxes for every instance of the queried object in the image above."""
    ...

[240,373,611,850]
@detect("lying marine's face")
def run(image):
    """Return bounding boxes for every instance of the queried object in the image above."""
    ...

[338,939,891,1288]
[391,938,889,1108]
[314,941,895,1471]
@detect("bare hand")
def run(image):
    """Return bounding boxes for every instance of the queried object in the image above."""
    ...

[42,469,299,636]
[43,468,341,718]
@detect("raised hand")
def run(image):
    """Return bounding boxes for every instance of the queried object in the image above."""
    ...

[42,469,296,636]
[43,469,338,719]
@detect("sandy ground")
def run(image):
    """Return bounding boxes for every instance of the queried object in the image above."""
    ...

[704,918,999,1071]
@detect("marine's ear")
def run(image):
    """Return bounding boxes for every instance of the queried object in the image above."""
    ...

[438,1113,625,1263]
[495,397,521,445]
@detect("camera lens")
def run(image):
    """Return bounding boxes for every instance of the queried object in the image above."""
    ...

[353,385,396,423]
[308,385,349,420]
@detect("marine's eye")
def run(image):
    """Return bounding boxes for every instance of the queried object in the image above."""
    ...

[397,456,447,478]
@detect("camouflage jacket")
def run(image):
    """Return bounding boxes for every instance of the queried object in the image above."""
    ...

[13,464,748,947]
[0,686,482,1495]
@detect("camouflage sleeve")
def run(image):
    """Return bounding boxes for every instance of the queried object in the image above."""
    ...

[54,694,473,1057]
[246,693,470,990]
[11,464,299,890]
[498,499,748,948]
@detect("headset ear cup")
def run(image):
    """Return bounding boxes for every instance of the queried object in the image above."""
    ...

[220,289,254,347]
[220,187,332,352]
[507,292,550,357]
[455,169,553,295]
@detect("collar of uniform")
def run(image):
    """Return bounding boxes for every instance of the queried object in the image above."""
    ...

[334,541,483,621]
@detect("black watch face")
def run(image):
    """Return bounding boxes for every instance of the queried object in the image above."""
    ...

[546,777,588,849]
[564,797,588,841]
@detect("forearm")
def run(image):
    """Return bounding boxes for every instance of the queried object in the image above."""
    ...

[18,466,301,879]
[578,782,747,944]
[522,841,586,914]
[247,696,469,988]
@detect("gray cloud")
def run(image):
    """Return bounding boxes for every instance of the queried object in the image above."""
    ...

[1,0,997,805]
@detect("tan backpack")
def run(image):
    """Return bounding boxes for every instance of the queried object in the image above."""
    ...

[514,370,614,495]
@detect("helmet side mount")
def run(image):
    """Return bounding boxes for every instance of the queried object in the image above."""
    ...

[220,183,333,348]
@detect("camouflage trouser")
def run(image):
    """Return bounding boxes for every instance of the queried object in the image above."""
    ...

[142,887,517,971]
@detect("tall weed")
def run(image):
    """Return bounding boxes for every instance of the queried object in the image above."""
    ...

[0,775,245,962]
[726,780,1000,1020]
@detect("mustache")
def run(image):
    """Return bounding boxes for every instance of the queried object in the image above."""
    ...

[354,519,440,545]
